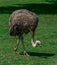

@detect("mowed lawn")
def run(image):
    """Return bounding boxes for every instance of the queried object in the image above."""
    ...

[0,0,57,65]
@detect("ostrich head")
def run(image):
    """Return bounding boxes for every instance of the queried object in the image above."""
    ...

[31,40,41,47]
[35,40,41,47]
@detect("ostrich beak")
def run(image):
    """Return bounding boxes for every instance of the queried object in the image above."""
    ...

[36,40,41,47]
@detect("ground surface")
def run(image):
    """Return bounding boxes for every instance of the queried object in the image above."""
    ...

[0,0,57,65]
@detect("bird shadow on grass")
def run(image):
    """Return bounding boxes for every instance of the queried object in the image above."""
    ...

[0,3,57,14]
[20,52,55,58]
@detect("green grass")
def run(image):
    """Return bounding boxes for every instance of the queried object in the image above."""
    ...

[0,0,57,65]
[0,0,47,6]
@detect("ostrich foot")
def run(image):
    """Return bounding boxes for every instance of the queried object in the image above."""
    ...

[23,51,29,56]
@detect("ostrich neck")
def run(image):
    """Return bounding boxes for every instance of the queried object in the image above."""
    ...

[31,39,36,47]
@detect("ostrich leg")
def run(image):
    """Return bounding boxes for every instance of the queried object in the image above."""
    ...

[20,35,29,56]
[14,36,20,54]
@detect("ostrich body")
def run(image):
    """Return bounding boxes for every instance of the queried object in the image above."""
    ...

[9,9,41,55]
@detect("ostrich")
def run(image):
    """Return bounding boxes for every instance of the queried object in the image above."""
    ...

[9,9,41,56]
